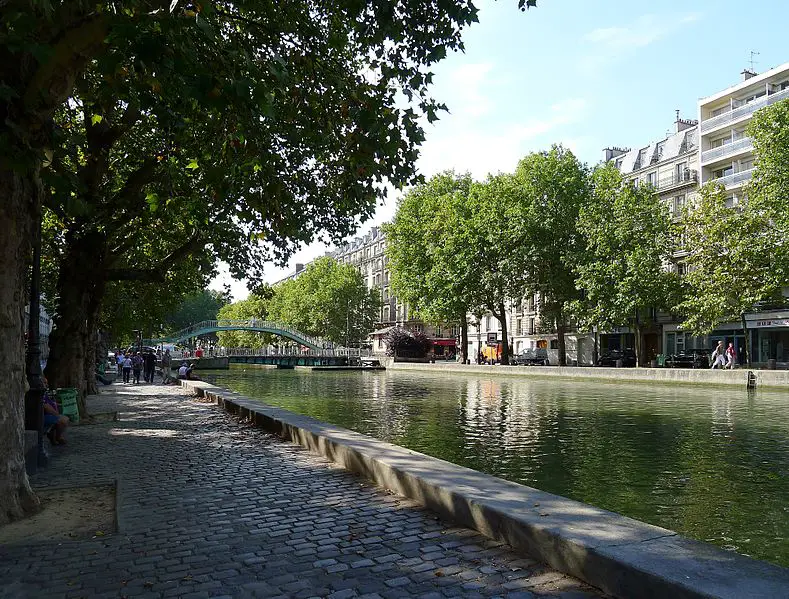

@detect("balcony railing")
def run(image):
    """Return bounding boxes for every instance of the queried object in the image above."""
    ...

[711,168,754,188]
[655,169,698,191]
[701,136,754,164]
[701,87,789,133]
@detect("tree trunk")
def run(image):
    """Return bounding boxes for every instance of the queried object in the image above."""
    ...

[460,317,468,363]
[741,313,751,367]
[0,163,41,525]
[496,302,510,365]
[556,315,567,367]
[45,232,106,414]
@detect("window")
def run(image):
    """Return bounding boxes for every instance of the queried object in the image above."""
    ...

[413,323,423,333]
[550,339,559,349]
[516,319,523,336]
[655,142,665,162]
[528,295,535,311]
[383,307,390,322]
[675,162,687,182]
[435,326,442,337]
[647,171,657,187]
[485,316,491,330]
[529,318,535,335]
[713,166,733,179]
[673,195,685,215]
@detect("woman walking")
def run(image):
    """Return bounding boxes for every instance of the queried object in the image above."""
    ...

[122,354,132,383]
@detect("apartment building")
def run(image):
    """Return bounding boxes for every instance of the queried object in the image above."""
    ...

[694,62,789,366]
[699,63,789,207]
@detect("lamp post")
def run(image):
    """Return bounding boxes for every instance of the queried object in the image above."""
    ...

[24,203,47,468]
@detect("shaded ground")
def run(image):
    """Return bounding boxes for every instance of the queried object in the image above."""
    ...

[0,484,115,544]
[0,384,604,598]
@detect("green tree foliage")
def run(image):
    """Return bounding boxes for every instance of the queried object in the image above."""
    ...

[676,183,779,365]
[268,257,382,346]
[513,145,590,366]
[575,163,679,365]
[163,290,231,333]
[216,293,273,349]
[748,98,789,283]
[464,174,532,364]
[384,171,478,362]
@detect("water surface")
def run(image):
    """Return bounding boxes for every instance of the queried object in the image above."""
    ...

[203,366,789,567]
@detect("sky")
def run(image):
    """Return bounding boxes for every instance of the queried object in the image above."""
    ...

[211,0,789,300]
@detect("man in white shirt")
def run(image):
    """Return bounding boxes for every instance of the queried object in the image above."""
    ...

[178,363,188,379]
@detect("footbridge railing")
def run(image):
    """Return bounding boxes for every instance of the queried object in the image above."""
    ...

[145,319,327,350]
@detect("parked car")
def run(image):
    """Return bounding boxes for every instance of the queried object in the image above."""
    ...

[597,349,637,367]
[512,348,550,366]
[665,348,710,369]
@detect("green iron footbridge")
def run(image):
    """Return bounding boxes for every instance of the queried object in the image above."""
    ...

[144,319,327,350]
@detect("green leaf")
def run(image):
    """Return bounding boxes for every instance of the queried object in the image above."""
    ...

[186,160,199,170]
[91,115,103,125]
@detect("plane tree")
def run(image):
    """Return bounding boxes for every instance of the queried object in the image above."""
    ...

[1,0,535,525]
[574,163,680,366]
[513,146,590,366]
[384,171,479,363]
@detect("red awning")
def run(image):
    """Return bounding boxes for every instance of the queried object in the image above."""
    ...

[432,339,456,347]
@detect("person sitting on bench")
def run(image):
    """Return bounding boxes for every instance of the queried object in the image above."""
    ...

[43,389,69,445]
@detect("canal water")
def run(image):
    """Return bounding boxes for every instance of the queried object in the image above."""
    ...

[202,366,789,567]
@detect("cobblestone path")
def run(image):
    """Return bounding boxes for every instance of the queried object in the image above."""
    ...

[1,385,604,599]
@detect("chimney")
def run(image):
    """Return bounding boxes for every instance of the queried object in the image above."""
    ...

[741,69,757,81]
[674,116,698,133]
[295,263,304,273]
[602,147,627,162]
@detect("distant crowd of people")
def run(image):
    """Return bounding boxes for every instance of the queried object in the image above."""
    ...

[114,348,199,384]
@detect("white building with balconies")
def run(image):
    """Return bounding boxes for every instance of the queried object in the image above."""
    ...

[699,62,789,206]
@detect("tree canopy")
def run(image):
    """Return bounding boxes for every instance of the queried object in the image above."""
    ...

[1,0,533,526]
[268,257,382,346]
[513,145,589,365]
[575,163,679,365]
[384,171,478,361]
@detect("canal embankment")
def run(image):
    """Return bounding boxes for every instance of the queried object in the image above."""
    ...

[182,378,789,599]
[388,360,789,389]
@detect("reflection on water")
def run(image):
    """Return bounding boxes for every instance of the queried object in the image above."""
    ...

[203,366,789,567]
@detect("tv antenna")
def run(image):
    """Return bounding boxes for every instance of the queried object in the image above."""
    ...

[749,50,760,72]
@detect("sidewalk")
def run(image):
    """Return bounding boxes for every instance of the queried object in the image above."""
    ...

[0,385,602,599]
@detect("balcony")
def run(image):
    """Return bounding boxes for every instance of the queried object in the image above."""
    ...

[711,168,754,189]
[701,86,789,133]
[701,136,753,165]
[656,169,698,192]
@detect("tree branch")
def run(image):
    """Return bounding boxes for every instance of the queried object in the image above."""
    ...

[22,14,109,118]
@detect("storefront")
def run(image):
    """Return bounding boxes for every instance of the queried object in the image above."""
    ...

[431,338,456,359]
[746,312,789,367]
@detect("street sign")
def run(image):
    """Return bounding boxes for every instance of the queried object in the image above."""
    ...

[486,332,497,344]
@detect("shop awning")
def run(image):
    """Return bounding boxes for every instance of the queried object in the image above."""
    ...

[432,338,456,346]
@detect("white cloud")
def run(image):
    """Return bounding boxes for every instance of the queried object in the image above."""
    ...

[416,97,588,180]
[444,62,496,118]
[580,12,702,74]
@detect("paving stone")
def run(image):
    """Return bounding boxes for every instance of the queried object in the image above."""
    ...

[0,385,603,599]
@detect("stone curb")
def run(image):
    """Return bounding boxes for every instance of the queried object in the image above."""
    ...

[180,380,789,599]
[389,361,789,389]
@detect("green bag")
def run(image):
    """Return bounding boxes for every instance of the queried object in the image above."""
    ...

[56,388,80,424]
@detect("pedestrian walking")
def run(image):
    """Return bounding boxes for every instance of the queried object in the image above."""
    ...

[143,350,156,383]
[725,342,737,369]
[122,354,132,383]
[132,352,143,384]
[710,341,727,369]
[161,349,172,383]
